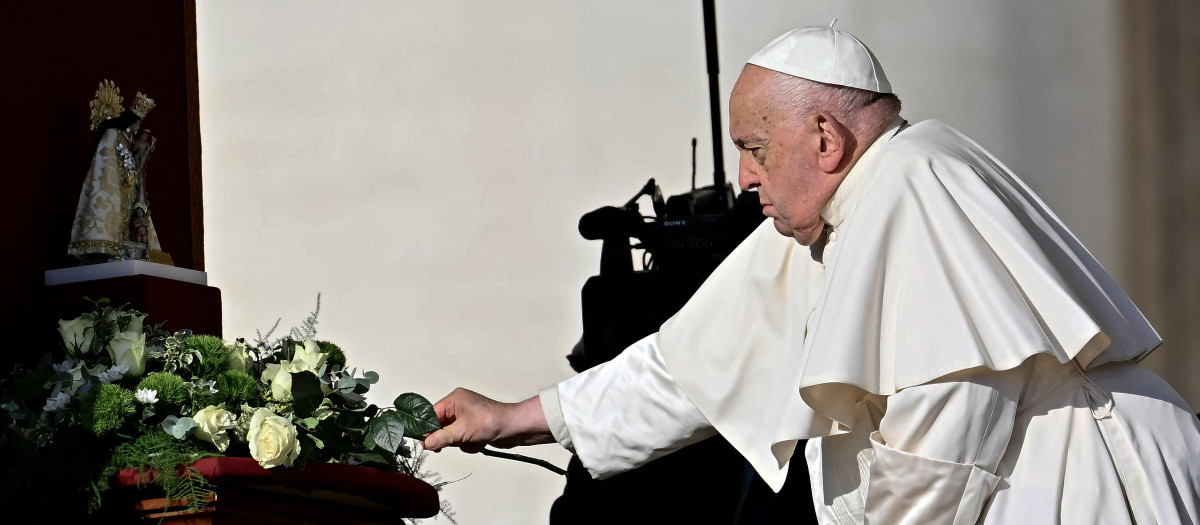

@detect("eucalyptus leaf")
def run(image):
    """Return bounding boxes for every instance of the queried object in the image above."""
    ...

[393,393,441,439]
[353,378,370,394]
[290,371,323,418]
[363,371,379,384]
[336,377,357,393]
[162,415,198,440]
[366,410,407,455]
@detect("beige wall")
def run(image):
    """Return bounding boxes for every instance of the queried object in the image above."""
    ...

[199,1,1154,522]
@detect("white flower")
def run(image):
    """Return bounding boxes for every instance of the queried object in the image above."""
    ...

[135,388,158,404]
[126,313,147,334]
[57,318,95,357]
[291,339,328,373]
[43,392,71,412]
[247,407,301,468]
[107,332,147,377]
[261,362,294,401]
[193,404,236,452]
[227,340,251,373]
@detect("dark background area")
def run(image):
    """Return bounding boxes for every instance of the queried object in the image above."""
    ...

[1,1,202,366]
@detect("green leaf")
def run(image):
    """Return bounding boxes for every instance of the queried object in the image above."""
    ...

[162,415,198,440]
[298,417,321,430]
[352,451,399,469]
[290,371,324,418]
[366,410,406,455]
[363,371,379,384]
[336,377,357,393]
[393,393,441,439]
[295,433,319,468]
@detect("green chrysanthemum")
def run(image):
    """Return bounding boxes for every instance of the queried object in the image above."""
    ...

[186,335,230,380]
[315,340,347,367]
[136,373,188,406]
[80,384,137,436]
[215,369,262,407]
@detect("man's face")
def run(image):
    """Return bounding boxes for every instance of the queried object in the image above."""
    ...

[729,66,837,246]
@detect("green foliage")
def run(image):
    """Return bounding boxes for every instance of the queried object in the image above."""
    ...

[150,331,203,377]
[80,384,137,436]
[366,411,408,456]
[105,430,221,512]
[290,371,324,418]
[393,393,442,439]
[185,335,230,380]
[215,369,261,407]
[137,373,188,406]
[0,295,463,519]
[316,340,347,367]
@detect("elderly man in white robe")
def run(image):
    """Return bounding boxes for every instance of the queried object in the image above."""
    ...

[424,24,1200,524]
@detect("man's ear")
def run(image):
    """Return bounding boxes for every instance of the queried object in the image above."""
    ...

[814,113,847,173]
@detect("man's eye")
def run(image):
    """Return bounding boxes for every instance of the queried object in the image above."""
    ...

[751,149,766,164]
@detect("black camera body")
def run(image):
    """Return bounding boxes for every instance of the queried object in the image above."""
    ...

[570,180,763,372]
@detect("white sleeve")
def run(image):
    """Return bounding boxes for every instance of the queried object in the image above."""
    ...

[538,333,716,479]
[862,365,1027,525]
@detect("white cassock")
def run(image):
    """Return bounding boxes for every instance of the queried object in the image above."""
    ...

[540,117,1200,524]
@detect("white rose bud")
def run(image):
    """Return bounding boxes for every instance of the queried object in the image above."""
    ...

[108,332,147,377]
[261,362,294,401]
[247,407,301,468]
[58,318,95,357]
[227,341,250,373]
[126,313,147,334]
[193,404,237,452]
[291,339,328,373]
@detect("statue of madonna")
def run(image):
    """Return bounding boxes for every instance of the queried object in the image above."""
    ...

[67,80,167,264]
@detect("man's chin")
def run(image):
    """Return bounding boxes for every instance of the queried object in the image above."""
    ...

[772,219,820,246]
[771,219,793,238]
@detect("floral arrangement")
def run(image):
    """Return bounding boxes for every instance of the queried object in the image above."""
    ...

[0,297,454,522]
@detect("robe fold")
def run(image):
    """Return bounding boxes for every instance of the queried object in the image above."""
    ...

[543,118,1200,523]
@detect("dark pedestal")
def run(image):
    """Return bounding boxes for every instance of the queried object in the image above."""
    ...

[46,274,222,337]
[102,457,439,524]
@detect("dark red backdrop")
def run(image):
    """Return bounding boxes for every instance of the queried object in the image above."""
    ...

[2,1,201,365]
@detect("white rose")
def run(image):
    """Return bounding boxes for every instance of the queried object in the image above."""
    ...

[107,332,147,377]
[291,339,327,373]
[247,407,301,468]
[193,404,236,452]
[227,341,251,373]
[58,318,95,357]
[261,362,294,401]
[126,313,147,334]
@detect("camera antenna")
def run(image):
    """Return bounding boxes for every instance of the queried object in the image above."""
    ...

[691,137,698,190]
[702,0,725,188]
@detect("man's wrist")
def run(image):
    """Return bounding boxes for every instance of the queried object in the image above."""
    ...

[495,395,554,447]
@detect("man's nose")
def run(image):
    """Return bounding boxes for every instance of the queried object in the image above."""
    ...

[738,157,760,191]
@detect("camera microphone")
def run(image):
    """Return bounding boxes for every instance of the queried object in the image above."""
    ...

[578,206,643,240]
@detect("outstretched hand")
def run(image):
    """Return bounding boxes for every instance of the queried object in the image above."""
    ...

[423,387,554,453]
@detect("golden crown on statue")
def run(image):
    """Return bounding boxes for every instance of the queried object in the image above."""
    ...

[130,91,155,119]
[88,79,123,130]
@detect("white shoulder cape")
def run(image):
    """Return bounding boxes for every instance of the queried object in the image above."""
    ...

[657,120,1161,491]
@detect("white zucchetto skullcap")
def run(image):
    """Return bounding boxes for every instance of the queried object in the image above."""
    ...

[747,20,892,94]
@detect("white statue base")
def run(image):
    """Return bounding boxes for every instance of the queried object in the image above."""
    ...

[45,260,207,286]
